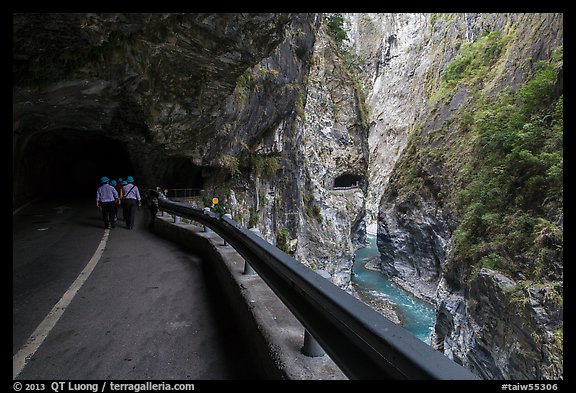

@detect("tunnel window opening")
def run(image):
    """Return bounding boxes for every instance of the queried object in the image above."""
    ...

[333,173,363,189]
[161,158,205,197]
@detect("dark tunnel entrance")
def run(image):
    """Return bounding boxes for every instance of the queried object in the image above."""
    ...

[14,129,135,205]
[333,173,363,189]
[160,157,205,194]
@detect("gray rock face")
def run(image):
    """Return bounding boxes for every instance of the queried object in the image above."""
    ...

[293,24,368,290]
[364,13,563,379]
[377,194,448,302]
[345,12,471,301]
[186,17,369,292]
[434,269,563,379]
[347,13,436,224]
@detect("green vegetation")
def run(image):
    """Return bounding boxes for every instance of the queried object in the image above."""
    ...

[443,31,509,87]
[392,29,562,288]
[219,154,241,179]
[211,203,228,215]
[452,49,563,283]
[203,194,230,215]
[234,69,255,106]
[324,13,348,48]
[352,78,370,128]
[429,30,510,105]
[232,211,244,224]
[248,207,259,228]
[390,36,562,318]
[545,327,563,376]
[310,204,323,223]
[258,187,267,208]
[322,13,369,126]
[295,85,307,122]
[276,227,291,253]
[219,154,239,172]
[236,70,255,90]
[256,64,280,79]
[251,154,281,179]
[303,188,323,224]
[429,13,458,28]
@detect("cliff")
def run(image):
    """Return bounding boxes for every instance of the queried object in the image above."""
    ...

[355,13,563,379]
[195,16,369,291]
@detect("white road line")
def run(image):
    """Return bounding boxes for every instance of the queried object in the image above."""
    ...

[13,229,110,379]
[12,197,42,216]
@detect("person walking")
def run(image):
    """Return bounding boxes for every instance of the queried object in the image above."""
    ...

[114,179,125,220]
[96,176,119,229]
[122,175,141,230]
[144,189,160,230]
[120,180,128,220]
[109,179,119,224]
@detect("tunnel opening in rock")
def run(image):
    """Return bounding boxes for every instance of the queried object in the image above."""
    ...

[160,157,205,191]
[333,173,363,189]
[14,129,135,204]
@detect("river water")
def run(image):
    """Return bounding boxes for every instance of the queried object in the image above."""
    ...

[351,233,436,344]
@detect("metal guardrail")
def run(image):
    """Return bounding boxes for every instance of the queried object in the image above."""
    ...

[151,191,480,380]
[331,186,361,191]
[164,188,204,198]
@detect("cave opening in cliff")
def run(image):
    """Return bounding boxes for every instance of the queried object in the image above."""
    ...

[14,128,135,203]
[333,173,363,189]
[160,157,205,192]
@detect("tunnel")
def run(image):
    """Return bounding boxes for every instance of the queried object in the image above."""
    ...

[333,173,363,189]
[160,157,205,191]
[13,129,135,205]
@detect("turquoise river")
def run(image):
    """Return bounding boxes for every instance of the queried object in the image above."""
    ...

[351,233,436,344]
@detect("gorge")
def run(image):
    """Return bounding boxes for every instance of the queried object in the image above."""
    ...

[13,12,563,380]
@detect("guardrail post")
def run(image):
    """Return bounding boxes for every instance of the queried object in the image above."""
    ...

[242,227,260,275]
[203,207,211,232]
[222,214,232,245]
[301,269,331,357]
[302,330,325,357]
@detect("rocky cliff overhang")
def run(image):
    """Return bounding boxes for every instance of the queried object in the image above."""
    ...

[12,13,300,200]
[14,13,293,140]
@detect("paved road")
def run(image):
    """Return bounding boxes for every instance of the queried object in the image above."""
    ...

[13,197,256,380]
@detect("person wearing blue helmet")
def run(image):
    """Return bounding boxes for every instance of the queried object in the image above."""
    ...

[96,176,119,229]
[122,176,142,230]
[114,178,124,198]
[119,180,128,221]
[113,179,125,220]
[110,180,119,224]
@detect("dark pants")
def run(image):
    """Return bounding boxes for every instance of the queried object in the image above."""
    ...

[100,201,116,228]
[124,198,138,229]
[148,201,158,230]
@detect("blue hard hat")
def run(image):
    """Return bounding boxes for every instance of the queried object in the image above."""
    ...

[126,176,134,183]
[110,180,117,186]
[101,176,110,183]
[122,181,128,185]
[118,178,123,182]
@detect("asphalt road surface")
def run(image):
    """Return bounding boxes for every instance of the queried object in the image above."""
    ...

[13,197,256,380]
